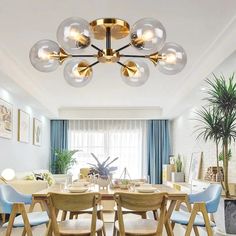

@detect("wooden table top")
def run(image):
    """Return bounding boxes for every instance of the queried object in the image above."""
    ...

[33,184,187,201]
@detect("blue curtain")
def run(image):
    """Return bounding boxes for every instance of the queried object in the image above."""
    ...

[50,120,68,173]
[147,120,171,184]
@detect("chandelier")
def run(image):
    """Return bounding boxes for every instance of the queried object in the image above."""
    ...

[29,17,187,87]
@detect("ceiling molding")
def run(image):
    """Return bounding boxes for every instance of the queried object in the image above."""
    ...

[58,107,162,120]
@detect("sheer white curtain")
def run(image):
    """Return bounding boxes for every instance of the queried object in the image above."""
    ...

[68,120,147,179]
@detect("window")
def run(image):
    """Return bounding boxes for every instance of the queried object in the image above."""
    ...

[68,120,147,179]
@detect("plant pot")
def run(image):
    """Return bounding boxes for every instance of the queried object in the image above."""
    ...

[97,176,110,189]
[171,172,184,182]
[214,197,236,234]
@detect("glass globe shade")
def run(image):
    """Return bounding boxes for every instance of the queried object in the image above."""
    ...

[121,60,149,87]
[1,168,15,181]
[130,18,166,53]
[64,60,92,87]
[57,17,90,54]
[29,39,60,72]
[157,42,187,75]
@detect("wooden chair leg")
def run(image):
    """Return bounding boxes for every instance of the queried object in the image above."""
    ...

[193,226,200,236]
[61,210,67,221]
[141,212,147,219]
[1,213,6,224]
[5,211,16,236]
[185,205,198,236]
[200,205,213,236]
[97,210,106,236]
[153,210,158,220]
[113,211,118,236]
[97,229,103,236]
[21,227,27,236]
[20,204,33,236]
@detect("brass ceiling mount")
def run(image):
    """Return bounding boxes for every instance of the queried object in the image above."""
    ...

[90,18,130,40]
[97,49,120,63]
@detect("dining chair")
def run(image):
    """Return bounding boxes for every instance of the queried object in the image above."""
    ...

[170,184,222,236]
[61,204,106,236]
[114,192,167,236]
[48,192,104,236]
[0,184,49,236]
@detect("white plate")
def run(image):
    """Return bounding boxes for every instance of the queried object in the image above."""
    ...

[68,187,88,193]
[136,187,157,193]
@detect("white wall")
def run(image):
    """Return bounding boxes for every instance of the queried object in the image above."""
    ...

[171,52,236,183]
[171,104,236,183]
[0,87,50,173]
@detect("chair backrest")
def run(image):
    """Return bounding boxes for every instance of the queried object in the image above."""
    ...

[48,192,101,235]
[114,192,167,236]
[189,184,222,213]
[0,184,32,213]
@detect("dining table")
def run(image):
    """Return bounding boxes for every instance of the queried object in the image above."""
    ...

[32,183,190,236]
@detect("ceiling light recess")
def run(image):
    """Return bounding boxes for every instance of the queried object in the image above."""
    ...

[29,17,187,87]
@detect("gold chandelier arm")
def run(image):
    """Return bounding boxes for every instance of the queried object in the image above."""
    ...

[91,44,104,54]
[115,43,131,53]
[71,54,97,58]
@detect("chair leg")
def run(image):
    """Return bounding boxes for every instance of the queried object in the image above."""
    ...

[21,227,27,236]
[1,213,6,224]
[113,211,118,236]
[193,226,200,236]
[153,210,158,220]
[61,210,67,221]
[97,210,106,236]
[20,205,33,236]
[5,211,16,236]
[141,212,147,219]
[97,229,103,236]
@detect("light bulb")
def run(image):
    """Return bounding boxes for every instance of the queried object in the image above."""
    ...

[142,30,154,41]
[158,42,187,75]
[64,60,92,87]
[131,18,166,53]
[57,17,90,54]
[163,53,177,64]
[121,60,149,86]
[29,39,60,72]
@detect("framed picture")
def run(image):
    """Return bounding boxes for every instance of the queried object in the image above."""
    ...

[0,98,13,139]
[188,152,203,182]
[18,109,30,143]
[33,118,42,146]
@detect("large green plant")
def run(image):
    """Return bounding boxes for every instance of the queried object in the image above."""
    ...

[53,149,78,174]
[196,74,236,197]
[195,107,222,177]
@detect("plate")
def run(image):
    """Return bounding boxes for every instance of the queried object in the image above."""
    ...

[68,187,89,193]
[136,187,157,193]
[71,181,90,187]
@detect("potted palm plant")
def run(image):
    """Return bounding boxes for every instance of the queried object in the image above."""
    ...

[53,149,78,174]
[196,74,236,234]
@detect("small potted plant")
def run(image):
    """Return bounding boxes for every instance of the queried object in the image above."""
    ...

[171,154,185,182]
[88,153,118,188]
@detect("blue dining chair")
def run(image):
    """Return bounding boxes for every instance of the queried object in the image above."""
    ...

[170,184,222,236]
[0,184,49,236]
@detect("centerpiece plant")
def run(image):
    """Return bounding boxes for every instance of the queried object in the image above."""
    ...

[196,74,236,197]
[88,153,118,179]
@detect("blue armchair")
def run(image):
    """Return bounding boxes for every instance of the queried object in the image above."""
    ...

[0,184,48,236]
[170,184,222,236]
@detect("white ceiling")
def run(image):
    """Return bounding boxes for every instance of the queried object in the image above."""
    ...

[0,0,236,119]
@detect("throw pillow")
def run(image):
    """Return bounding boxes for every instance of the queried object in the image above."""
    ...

[43,172,55,186]
[24,174,36,181]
